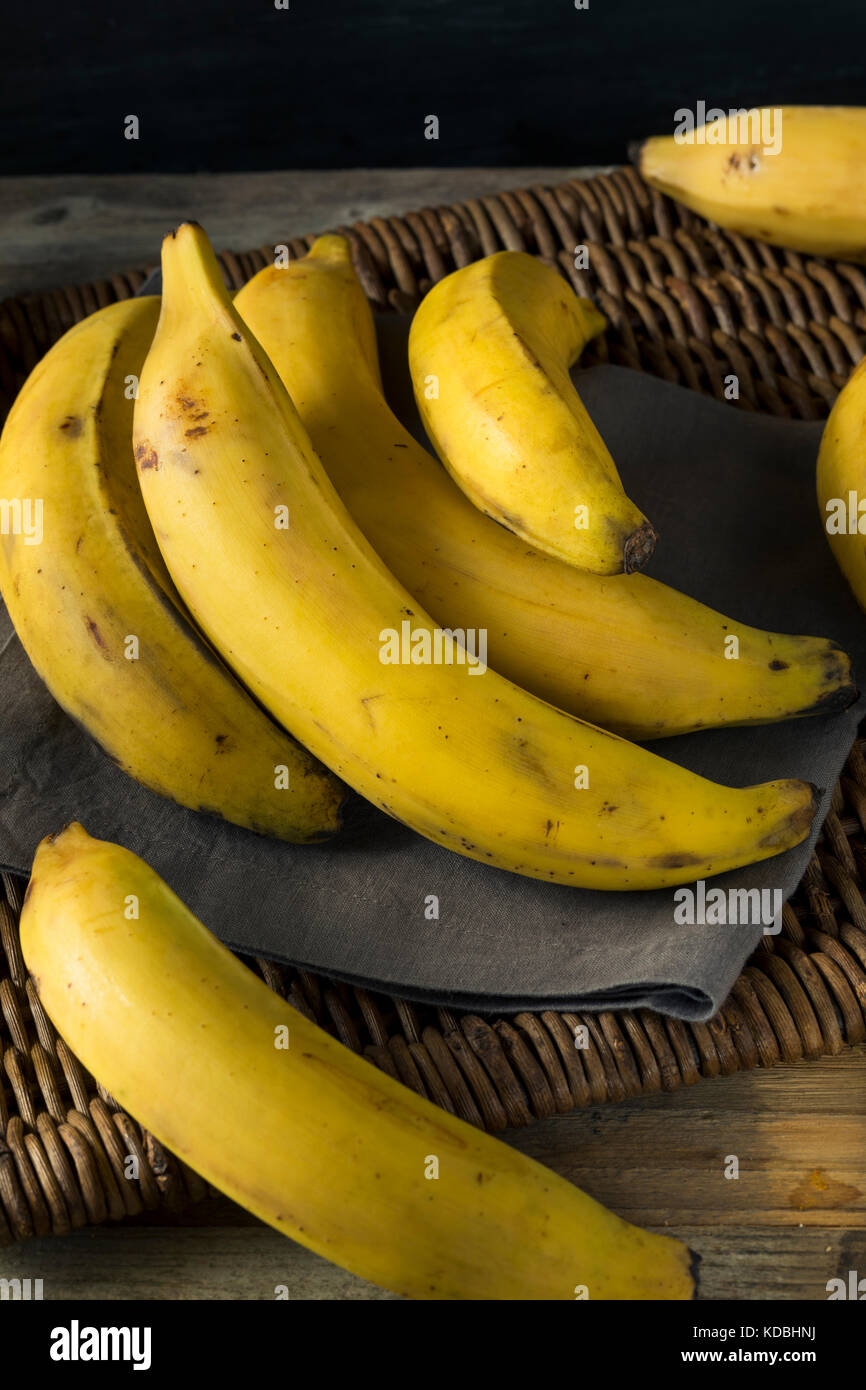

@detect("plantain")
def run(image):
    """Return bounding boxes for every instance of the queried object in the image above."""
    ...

[818,355,866,611]
[235,235,855,740]
[132,222,816,890]
[635,106,866,261]
[21,822,699,1300]
[407,250,657,573]
[0,297,343,842]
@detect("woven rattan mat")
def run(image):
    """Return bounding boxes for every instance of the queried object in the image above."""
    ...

[1,167,866,1246]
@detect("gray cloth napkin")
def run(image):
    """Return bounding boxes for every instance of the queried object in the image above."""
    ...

[0,311,863,1020]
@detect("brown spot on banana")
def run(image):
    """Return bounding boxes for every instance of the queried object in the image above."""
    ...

[135,444,159,471]
[647,852,704,870]
[84,616,112,659]
[361,694,384,729]
[504,734,559,792]
[58,415,82,436]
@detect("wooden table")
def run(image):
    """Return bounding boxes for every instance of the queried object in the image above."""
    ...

[0,167,591,300]
[1,170,864,1301]
[4,1048,864,1300]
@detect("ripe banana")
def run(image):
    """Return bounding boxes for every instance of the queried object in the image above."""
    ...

[133,222,817,890]
[407,251,657,573]
[235,236,856,740]
[635,106,866,261]
[818,355,866,611]
[22,822,698,1300]
[0,298,343,842]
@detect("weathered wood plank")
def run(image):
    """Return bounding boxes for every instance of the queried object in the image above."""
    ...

[0,1223,396,1301]
[1,1047,863,1299]
[0,168,589,300]
[3,1222,861,1302]
[674,1226,866,1301]
[507,1047,866,1230]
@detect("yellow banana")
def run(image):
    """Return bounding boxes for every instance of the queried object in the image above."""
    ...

[0,298,343,842]
[132,223,817,889]
[407,251,657,573]
[635,106,866,261]
[21,822,698,1300]
[236,236,856,740]
[818,355,866,610]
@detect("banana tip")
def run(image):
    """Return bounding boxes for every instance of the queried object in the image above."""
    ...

[42,819,83,848]
[25,822,89,907]
[797,782,824,841]
[627,139,646,169]
[623,521,658,574]
[802,681,860,717]
[31,822,92,870]
[309,234,352,263]
[759,781,821,855]
[168,220,204,241]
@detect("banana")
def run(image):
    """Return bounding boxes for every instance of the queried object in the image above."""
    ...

[132,222,817,889]
[0,297,343,842]
[235,236,856,740]
[21,822,698,1300]
[407,251,657,573]
[818,355,866,610]
[635,106,866,261]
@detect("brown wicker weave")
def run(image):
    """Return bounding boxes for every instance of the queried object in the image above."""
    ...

[1,167,866,1246]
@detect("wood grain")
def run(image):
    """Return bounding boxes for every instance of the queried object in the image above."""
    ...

[0,168,587,301]
[2,1045,863,1300]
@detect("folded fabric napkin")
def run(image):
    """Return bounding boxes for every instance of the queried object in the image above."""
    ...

[0,311,862,1020]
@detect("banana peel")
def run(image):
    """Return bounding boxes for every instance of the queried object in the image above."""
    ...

[21,823,700,1301]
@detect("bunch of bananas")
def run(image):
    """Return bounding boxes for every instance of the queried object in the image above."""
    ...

[0,221,856,889]
[6,175,861,1303]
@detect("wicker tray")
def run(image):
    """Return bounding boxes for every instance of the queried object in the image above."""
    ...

[1,167,866,1247]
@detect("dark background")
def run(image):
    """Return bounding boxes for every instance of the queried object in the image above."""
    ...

[2,0,865,174]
